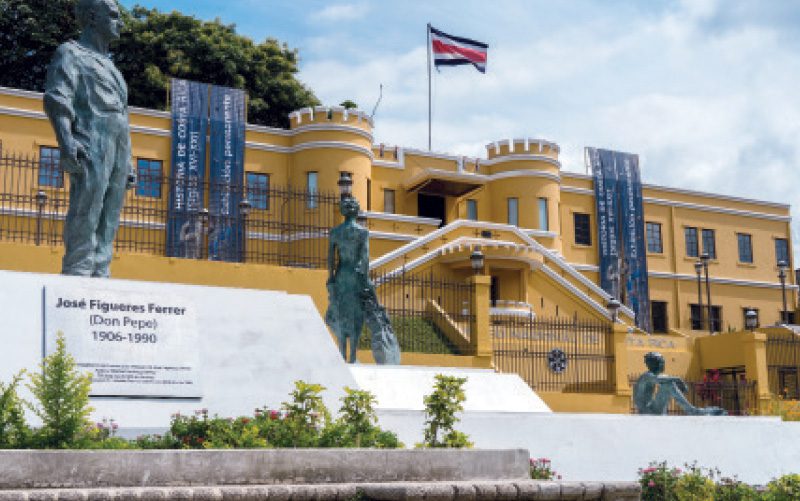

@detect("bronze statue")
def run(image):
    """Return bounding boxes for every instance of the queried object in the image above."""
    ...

[634,352,726,415]
[44,0,135,277]
[326,196,400,364]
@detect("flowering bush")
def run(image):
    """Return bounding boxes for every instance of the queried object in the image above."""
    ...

[639,462,682,501]
[529,457,560,480]
[715,476,760,501]
[673,464,715,501]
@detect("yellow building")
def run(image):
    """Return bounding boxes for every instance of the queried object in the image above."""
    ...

[1,85,798,414]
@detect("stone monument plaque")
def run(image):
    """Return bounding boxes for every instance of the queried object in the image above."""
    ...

[44,283,201,398]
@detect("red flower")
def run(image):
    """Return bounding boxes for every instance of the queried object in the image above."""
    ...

[270,410,280,420]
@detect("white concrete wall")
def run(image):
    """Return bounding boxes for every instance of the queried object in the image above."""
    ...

[350,365,550,413]
[0,270,357,432]
[376,410,800,485]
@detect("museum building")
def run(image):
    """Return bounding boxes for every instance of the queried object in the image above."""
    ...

[0,84,798,414]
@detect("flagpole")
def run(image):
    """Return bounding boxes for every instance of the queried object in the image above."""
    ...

[427,22,432,151]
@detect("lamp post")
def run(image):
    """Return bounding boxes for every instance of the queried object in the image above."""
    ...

[337,171,353,200]
[607,297,621,324]
[778,260,789,324]
[701,253,713,334]
[34,190,47,246]
[238,198,251,263]
[694,260,704,331]
[745,308,758,333]
[470,248,485,276]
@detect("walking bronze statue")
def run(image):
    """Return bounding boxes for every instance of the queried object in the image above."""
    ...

[326,196,400,364]
[634,352,726,416]
[44,0,135,277]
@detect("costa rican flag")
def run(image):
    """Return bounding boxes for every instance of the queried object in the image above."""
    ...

[430,26,488,73]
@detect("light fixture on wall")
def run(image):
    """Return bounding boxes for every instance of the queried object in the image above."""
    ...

[778,261,789,324]
[470,248,484,275]
[745,308,758,332]
[338,171,353,199]
[607,297,621,323]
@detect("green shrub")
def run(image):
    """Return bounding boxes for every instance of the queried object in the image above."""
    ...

[418,374,472,448]
[319,387,401,448]
[765,473,800,500]
[0,371,30,448]
[673,464,715,501]
[27,333,93,448]
[715,477,761,501]
[263,381,330,448]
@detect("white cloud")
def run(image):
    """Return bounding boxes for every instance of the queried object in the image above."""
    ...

[311,3,369,23]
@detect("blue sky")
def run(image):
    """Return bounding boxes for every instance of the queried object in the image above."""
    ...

[120,0,800,259]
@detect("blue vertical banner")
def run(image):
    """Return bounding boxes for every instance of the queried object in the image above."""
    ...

[208,85,247,261]
[587,147,652,332]
[167,79,209,258]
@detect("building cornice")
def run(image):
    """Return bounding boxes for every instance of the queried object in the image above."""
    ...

[561,171,790,210]
[293,123,373,142]
[361,211,441,226]
[481,154,562,169]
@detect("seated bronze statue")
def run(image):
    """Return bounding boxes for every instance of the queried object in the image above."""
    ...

[633,352,726,416]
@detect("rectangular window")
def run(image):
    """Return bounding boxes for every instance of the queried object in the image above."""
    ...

[776,238,790,266]
[367,179,372,210]
[466,199,478,221]
[306,172,318,209]
[690,303,721,331]
[685,227,698,257]
[538,197,549,230]
[38,146,63,188]
[702,229,716,259]
[737,233,753,263]
[135,158,162,198]
[646,222,663,253]
[507,198,519,226]
[246,172,269,210]
[651,301,668,333]
[383,189,396,214]
[574,213,591,246]
[690,304,704,330]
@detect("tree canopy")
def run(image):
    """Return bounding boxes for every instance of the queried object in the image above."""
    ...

[0,2,319,128]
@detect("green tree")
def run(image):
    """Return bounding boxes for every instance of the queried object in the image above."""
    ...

[115,7,319,128]
[0,2,319,128]
[419,374,472,448]
[0,0,80,92]
[0,371,31,448]
[27,332,93,448]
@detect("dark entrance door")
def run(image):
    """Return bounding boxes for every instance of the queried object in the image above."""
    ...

[418,193,446,227]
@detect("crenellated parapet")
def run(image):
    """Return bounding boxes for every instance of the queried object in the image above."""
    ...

[486,138,560,160]
[288,106,374,132]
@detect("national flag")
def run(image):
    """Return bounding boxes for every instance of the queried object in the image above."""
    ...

[429,26,488,73]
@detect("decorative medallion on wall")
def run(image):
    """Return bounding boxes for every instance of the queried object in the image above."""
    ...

[548,348,568,374]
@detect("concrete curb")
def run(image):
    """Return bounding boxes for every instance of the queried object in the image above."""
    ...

[0,481,642,500]
[0,450,530,489]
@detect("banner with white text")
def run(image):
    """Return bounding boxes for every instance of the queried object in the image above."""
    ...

[167,79,209,258]
[587,147,651,332]
[208,85,246,262]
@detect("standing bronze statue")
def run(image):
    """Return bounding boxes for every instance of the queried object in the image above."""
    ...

[634,352,726,416]
[326,196,400,364]
[44,0,135,277]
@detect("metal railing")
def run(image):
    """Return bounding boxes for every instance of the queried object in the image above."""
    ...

[628,376,758,416]
[766,332,800,399]
[492,315,615,393]
[361,269,474,355]
[0,149,338,269]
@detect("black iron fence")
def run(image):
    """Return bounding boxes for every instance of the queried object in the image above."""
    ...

[766,332,800,399]
[361,269,474,355]
[628,376,758,416]
[492,315,615,393]
[0,149,338,269]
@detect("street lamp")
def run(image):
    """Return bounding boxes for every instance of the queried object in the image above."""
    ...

[778,260,789,324]
[607,297,621,323]
[470,248,485,275]
[337,171,353,200]
[238,198,251,263]
[701,253,713,334]
[745,308,758,332]
[694,260,704,331]
[34,190,47,246]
